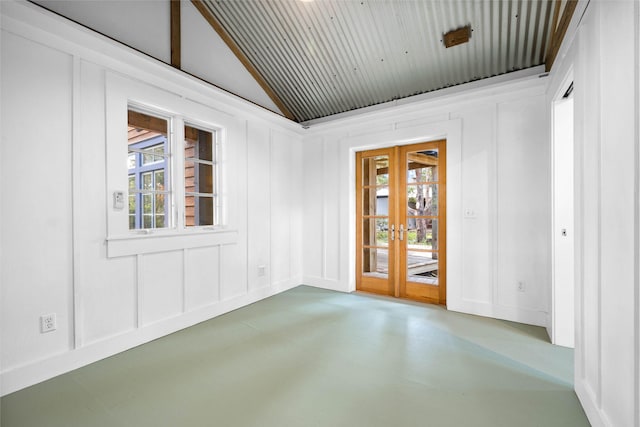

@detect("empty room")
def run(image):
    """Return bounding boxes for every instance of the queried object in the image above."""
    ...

[1,1,638,426]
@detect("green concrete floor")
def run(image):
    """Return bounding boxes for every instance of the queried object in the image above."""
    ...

[1,286,590,427]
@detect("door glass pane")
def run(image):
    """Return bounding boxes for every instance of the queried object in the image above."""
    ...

[362,248,388,277]
[363,218,389,246]
[407,149,438,183]
[363,186,388,216]
[407,250,438,285]
[406,219,438,250]
[362,156,389,186]
[407,184,438,216]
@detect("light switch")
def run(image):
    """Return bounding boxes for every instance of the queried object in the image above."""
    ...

[113,191,125,210]
[464,208,477,219]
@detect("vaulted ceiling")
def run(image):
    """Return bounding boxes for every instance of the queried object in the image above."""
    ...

[190,0,577,123]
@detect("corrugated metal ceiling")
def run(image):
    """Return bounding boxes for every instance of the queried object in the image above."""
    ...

[201,0,561,123]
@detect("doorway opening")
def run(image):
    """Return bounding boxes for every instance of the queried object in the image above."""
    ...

[551,76,575,348]
[355,140,446,305]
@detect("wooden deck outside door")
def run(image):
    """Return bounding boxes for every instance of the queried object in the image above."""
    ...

[356,140,446,305]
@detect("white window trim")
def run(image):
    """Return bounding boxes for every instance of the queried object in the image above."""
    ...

[105,72,237,258]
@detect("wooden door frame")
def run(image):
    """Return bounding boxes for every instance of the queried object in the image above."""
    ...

[356,140,446,305]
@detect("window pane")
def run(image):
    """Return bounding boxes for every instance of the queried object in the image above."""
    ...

[407,149,438,183]
[197,196,214,226]
[362,186,388,216]
[362,156,389,186]
[362,218,388,246]
[407,250,438,285]
[155,194,165,214]
[141,144,165,165]
[128,194,137,230]
[184,124,217,227]
[185,160,195,190]
[128,108,171,231]
[198,164,213,194]
[128,195,136,215]
[185,195,195,227]
[406,219,438,250]
[143,194,152,214]
[154,170,165,190]
[142,151,154,165]
[198,131,213,162]
[141,173,152,190]
[362,247,388,276]
[407,184,438,216]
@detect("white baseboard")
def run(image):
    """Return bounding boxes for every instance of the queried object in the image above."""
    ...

[447,297,547,327]
[302,276,348,293]
[1,284,294,396]
[575,380,611,427]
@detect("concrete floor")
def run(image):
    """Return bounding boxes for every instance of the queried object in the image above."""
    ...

[1,286,590,427]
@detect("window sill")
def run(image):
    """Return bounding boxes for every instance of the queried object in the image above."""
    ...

[106,228,238,258]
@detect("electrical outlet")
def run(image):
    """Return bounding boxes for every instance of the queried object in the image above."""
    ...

[517,281,525,292]
[257,265,266,277]
[40,313,57,333]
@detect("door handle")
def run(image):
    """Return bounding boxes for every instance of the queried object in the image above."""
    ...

[390,224,395,241]
[399,224,404,241]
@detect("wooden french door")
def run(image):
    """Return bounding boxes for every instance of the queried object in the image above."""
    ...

[356,140,446,305]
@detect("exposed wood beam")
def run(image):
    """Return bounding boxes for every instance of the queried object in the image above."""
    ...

[408,153,438,166]
[545,1,578,72]
[545,1,563,68]
[184,125,200,141]
[171,0,181,68]
[128,110,168,134]
[190,0,296,121]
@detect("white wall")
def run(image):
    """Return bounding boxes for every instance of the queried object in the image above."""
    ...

[30,0,282,115]
[550,1,639,426]
[1,1,303,395]
[302,72,551,327]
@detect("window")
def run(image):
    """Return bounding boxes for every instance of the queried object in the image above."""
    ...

[127,110,170,230]
[184,125,218,227]
[126,107,220,232]
[105,74,234,257]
